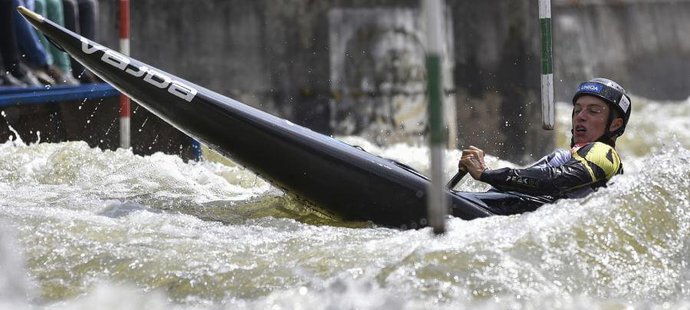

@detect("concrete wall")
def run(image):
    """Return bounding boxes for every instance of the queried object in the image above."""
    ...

[449,1,547,162]
[92,0,546,162]
[553,0,690,102]
[67,0,688,162]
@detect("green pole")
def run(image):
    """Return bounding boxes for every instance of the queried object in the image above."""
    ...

[424,0,447,235]
[540,0,555,130]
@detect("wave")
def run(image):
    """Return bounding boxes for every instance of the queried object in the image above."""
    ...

[0,97,688,309]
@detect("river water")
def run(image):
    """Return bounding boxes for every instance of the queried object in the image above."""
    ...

[1,96,689,309]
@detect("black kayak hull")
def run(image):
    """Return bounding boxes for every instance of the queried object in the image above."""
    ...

[18,7,493,229]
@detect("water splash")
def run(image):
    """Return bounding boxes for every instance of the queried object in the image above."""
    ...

[0,97,688,309]
[0,224,31,309]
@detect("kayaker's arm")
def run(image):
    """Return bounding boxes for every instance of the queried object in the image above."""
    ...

[478,163,594,196]
[478,142,622,196]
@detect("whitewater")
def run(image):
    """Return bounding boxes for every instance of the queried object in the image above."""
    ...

[0,96,688,309]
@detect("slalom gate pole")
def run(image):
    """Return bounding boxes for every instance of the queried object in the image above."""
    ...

[424,0,448,235]
[119,0,131,148]
[540,0,555,130]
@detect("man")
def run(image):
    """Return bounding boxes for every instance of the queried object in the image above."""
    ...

[452,78,632,216]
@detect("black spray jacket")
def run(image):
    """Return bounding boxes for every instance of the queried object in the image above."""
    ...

[453,142,623,216]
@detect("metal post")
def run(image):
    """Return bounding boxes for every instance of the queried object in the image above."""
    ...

[540,0,555,130]
[424,0,448,235]
[119,0,131,148]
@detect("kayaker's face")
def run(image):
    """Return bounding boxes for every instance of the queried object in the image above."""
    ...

[572,96,611,145]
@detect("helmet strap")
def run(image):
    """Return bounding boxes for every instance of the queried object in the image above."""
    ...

[596,107,618,147]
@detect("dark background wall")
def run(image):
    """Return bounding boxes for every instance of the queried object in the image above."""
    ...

[3,0,686,164]
[553,0,690,102]
[97,0,552,163]
[0,97,198,159]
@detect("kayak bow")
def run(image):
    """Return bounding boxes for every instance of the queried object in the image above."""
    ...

[17,6,493,228]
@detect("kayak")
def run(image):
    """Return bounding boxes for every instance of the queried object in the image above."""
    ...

[17,7,494,229]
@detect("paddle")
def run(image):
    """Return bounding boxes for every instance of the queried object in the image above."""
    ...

[446,169,468,190]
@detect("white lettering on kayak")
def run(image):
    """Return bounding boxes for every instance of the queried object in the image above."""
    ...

[143,69,171,89]
[102,49,128,70]
[125,65,148,78]
[80,37,198,102]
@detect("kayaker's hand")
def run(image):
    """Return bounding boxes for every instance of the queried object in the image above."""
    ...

[459,146,486,179]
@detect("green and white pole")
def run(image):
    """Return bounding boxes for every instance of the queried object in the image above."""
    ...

[423,0,447,235]
[540,0,555,130]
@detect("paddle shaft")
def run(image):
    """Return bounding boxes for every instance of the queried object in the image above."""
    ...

[446,170,468,190]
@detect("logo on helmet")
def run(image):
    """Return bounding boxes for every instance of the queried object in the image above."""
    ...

[579,83,603,93]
